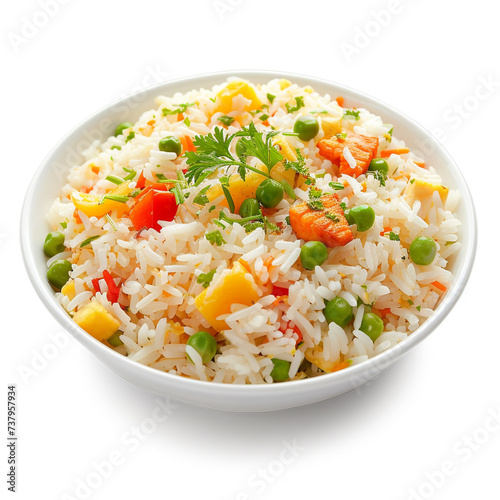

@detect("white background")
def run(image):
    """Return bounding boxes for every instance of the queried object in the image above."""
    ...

[2,1,498,499]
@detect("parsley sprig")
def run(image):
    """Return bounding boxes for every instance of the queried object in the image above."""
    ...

[184,124,282,185]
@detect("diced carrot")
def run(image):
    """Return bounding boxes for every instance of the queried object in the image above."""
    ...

[73,209,82,224]
[237,258,252,274]
[380,148,410,158]
[180,135,196,153]
[177,113,184,122]
[332,360,351,372]
[431,281,447,293]
[272,296,288,306]
[413,161,426,168]
[375,308,392,318]
[262,119,270,127]
[264,257,275,271]
[336,96,344,107]
[318,131,379,178]
[289,193,353,248]
[147,119,156,126]
[380,226,391,236]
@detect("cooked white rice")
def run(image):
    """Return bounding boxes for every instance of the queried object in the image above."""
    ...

[46,78,461,384]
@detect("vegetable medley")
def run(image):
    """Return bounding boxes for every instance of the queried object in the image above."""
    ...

[43,79,459,383]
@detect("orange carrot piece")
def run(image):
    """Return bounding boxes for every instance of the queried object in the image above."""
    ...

[333,360,351,372]
[336,96,344,107]
[237,258,252,274]
[177,113,184,122]
[91,165,100,174]
[375,308,392,318]
[180,135,196,153]
[413,161,426,168]
[380,227,391,236]
[431,281,447,293]
[380,148,410,158]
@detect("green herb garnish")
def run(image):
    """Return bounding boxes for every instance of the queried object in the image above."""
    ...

[325,213,339,222]
[111,145,121,151]
[286,96,305,113]
[184,117,191,127]
[343,109,360,121]
[162,102,195,116]
[329,181,344,190]
[267,93,276,103]
[205,230,227,246]
[123,167,136,181]
[219,115,234,126]
[284,148,310,178]
[193,185,211,205]
[388,231,400,241]
[197,269,216,288]
[80,235,101,248]
[60,222,68,229]
[106,175,124,185]
[336,132,348,140]
[125,131,135,143]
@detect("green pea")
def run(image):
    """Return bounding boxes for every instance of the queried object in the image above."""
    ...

[409,236,437,265]
[256,178,284,208]
[345,205,375,232]
[270,358,291,382]
[114,122,133,137]
[360,312,384,341]
[293,116,319,141]
[239,198,261,219]
[47,259,72,290]
[324,297,353,327]
[43,231,66,257]
[159,135,182,156]
[300,241,328,270]
[186,331,217,364]
[369,158,389,175]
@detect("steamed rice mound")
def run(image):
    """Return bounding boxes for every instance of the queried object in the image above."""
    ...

[46,78,461,384]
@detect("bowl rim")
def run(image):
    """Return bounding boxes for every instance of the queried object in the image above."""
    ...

[21,69,477,397]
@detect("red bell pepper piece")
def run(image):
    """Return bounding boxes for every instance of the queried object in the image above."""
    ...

[102,270,121,304]
[272,285,289,297]
[136,171,146,189]
[279,321,303,346]
[129,185,177,231]
[92,278,101,293]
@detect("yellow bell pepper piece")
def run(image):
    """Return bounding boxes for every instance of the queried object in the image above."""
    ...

[321,117,343,139]
[71,181,133,218]
[61,280,76,300]
[305,343,341,373]
[73,301,120,342]
[278,79,292,90]
[404,178,449,206]
[216,81,262,115]
[195,261,260,332]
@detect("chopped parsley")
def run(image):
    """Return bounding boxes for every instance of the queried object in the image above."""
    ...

[340,202,347,211]
[286,96,305,113]
[260,114,269,122]
[60,221,68,229]
[336,132,348,140]
[218,115,234,126]
[185,123,282,185]
[343,109,360,121]
[267,93,276,103]
[329,181,344,190]
[367,169,387,186]
[162,102,195,116]
[410,179,416,184]
[197,269,216,288]
[208,205,216,213]
[388,231,400,241]
[416,305,421,311]
[193,185,210,205]
[285,215,290,225]
[325,213,339,222]
[205,230,226,246]
[125,131,135,143]
[284,148,310,178]
[309,187,322,199]
[408,299,414,306]
[184,116,191,127]
[307,199,324,211]
[111,145,121,151]
[80,235,100,248]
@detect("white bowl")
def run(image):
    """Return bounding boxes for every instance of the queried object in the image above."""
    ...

[21,70,476,412]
